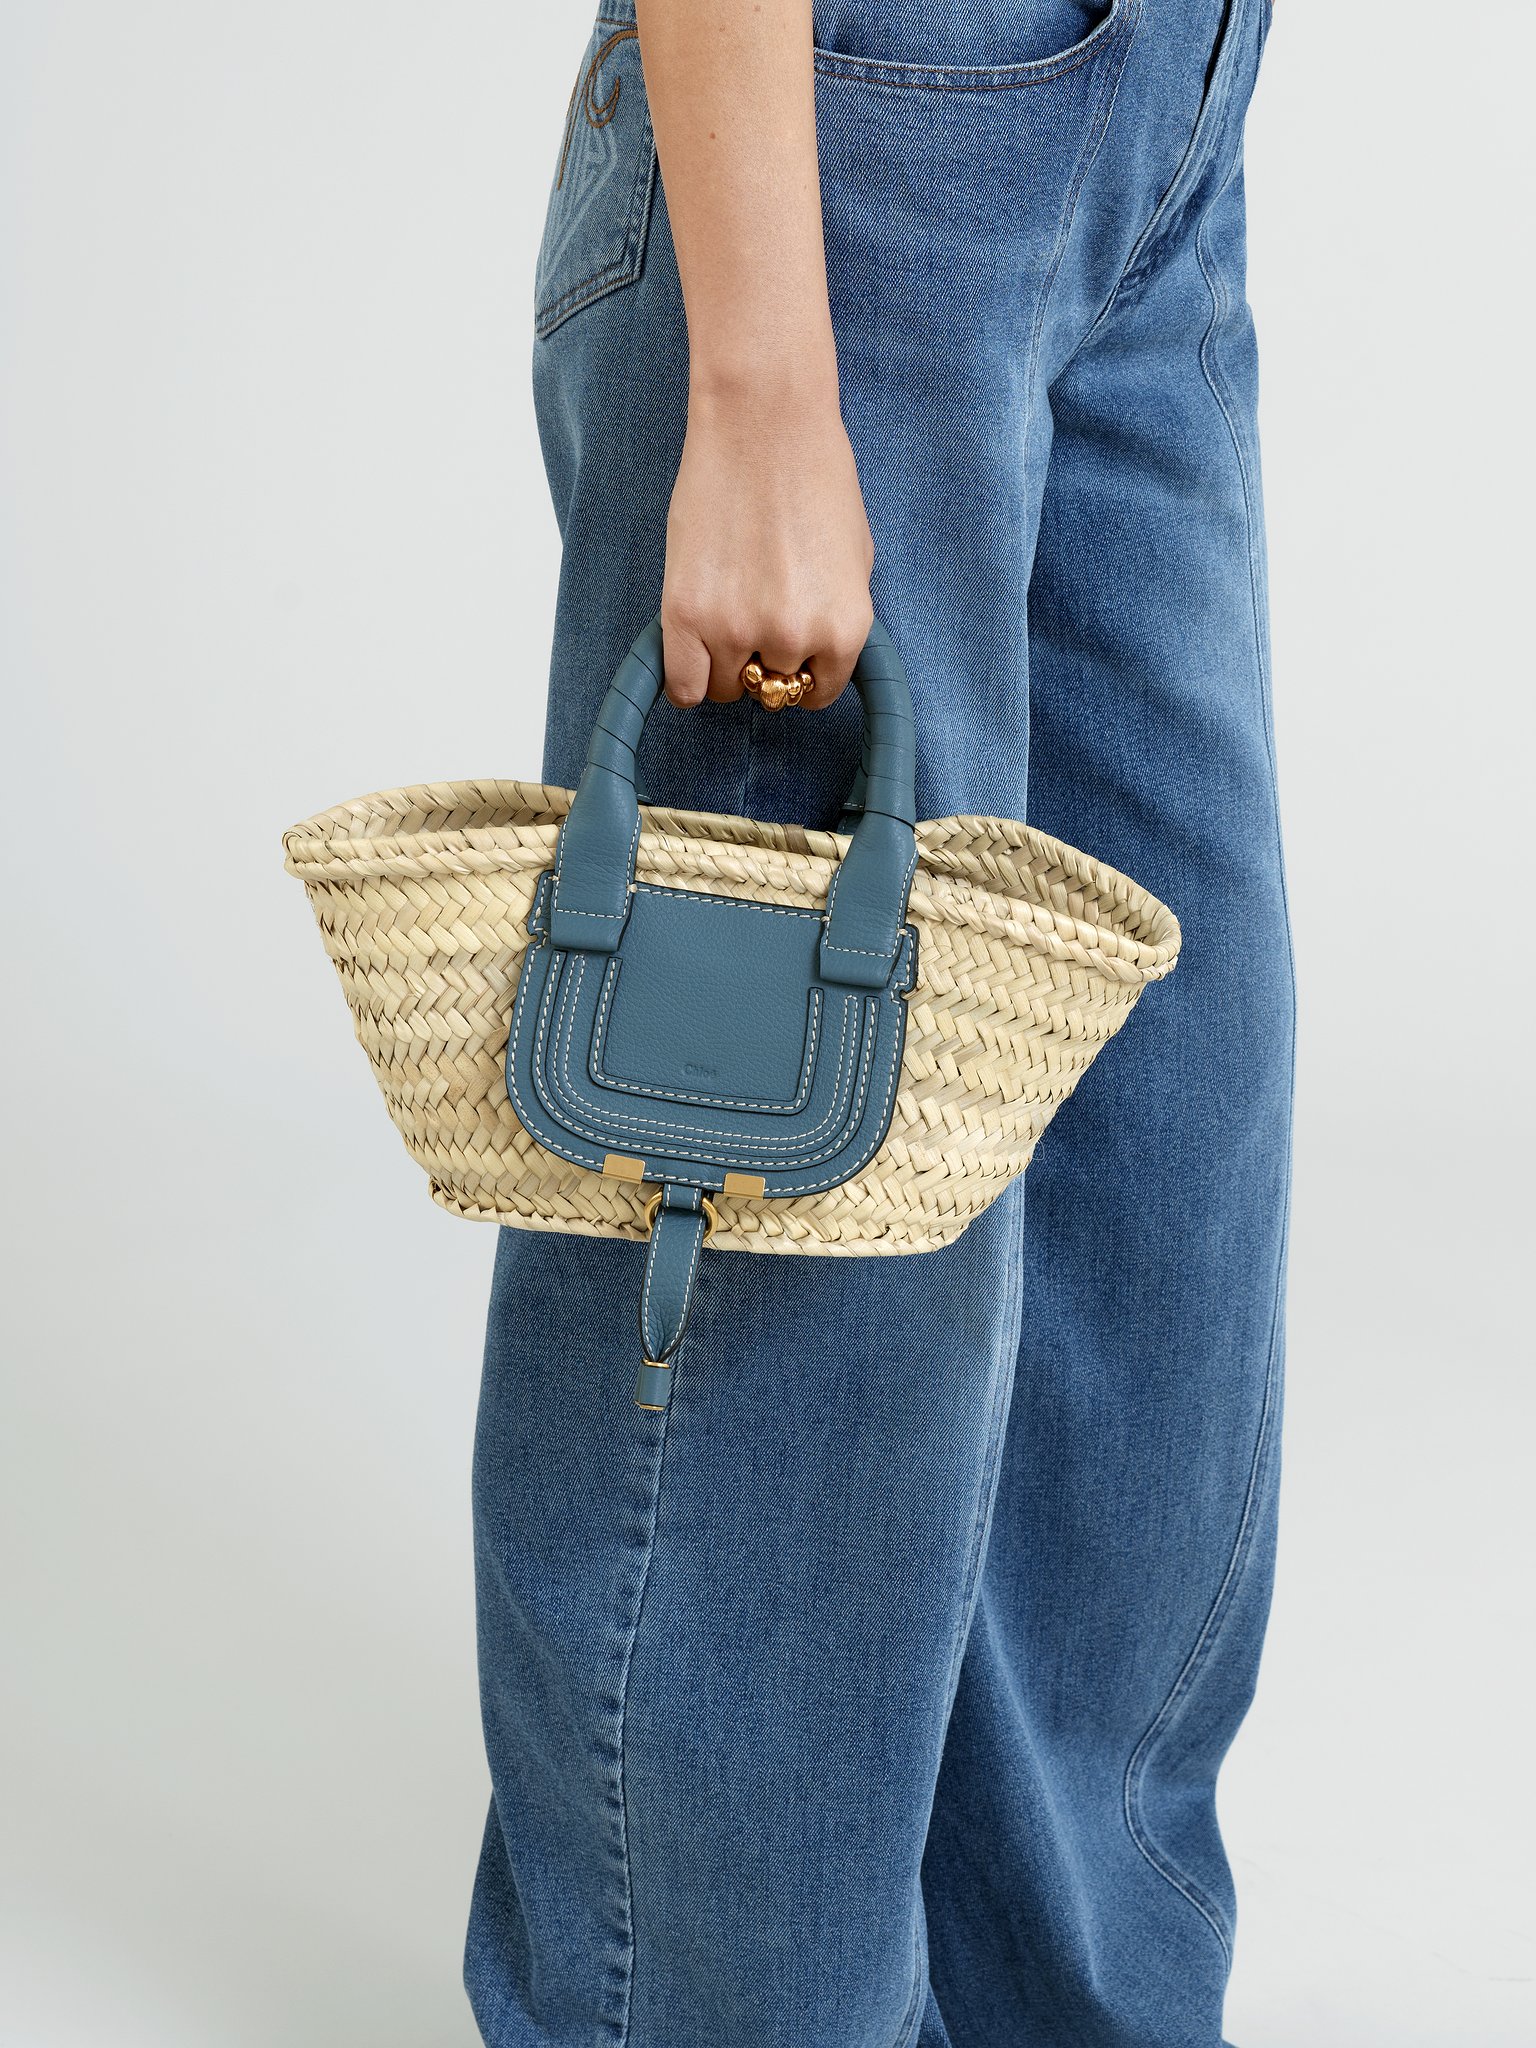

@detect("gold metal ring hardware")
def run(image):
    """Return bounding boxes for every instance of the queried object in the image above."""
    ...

[644,1189,719,1241]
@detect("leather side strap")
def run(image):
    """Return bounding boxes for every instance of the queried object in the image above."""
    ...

[633,1183,710,1410]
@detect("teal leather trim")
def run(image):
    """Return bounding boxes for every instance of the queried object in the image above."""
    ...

[587,883,828,1110]
[593,963,824,1112]
[510,872,915,1197]
[548,616,919,985]
[632,1359,674,1410]
[510,618,924,1412]
[536,957,872,1168]
[547,619,664,950]
[634,1183,710,1405]
[818,812,919,991]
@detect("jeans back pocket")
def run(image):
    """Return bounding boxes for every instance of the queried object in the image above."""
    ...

[536,15,658,339]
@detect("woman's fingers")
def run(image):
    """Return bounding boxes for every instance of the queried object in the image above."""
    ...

[658,597,751,705]
[656,399,875,716]
[658,610,712,708]
[799,605,873,711]
[704,638,755,703]
[661,608,873,712]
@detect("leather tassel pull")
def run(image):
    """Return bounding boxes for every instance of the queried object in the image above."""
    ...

[633,1183,713,1410]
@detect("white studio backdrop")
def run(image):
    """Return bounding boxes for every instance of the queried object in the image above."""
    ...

[2,4,1531,2044]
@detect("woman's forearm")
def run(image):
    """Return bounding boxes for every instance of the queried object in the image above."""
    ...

[633,0,873,709]
[635,0,838,403]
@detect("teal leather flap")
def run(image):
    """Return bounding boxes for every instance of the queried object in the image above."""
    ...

[590,886,828,1111]
[509,871,916,1196]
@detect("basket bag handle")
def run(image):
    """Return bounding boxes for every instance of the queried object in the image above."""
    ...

[536,615,920,1407]
[549,615,918,990]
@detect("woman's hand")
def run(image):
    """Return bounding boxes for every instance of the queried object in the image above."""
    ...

[660,368,874,709]
[635,0,870,710]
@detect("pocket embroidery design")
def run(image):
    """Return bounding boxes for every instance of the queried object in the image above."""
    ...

[556,25,639,189]
[536,22,656,338]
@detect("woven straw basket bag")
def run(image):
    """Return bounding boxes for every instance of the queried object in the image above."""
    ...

[285,619,1180,1401]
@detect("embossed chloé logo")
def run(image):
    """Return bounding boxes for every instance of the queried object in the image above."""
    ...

[683,1062,717,1080]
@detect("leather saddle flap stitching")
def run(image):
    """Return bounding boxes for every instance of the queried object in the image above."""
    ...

[508,871,916,1196]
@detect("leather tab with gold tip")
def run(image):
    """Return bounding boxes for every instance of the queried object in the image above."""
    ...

[633,1358,672,1411]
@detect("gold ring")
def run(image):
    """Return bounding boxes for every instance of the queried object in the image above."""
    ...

[740,658,815,711]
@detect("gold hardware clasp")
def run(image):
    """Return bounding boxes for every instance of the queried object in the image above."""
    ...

[602,1153,648,1182]
[643,1189,719,1241]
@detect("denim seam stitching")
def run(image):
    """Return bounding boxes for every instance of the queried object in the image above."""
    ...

[536,261,640,340]
[811,0,1134,92]
[556,26,640,192]
[1077,0,1245,346]
[1020,0,1143,548]
[890,1923,931,2048]
[1120,128,1294,1966]
[1194,78,1295,1070]
[1125,3,1239,288]
[894,1207,1022,2048]
[929,1186,1029,1808]
[613,1378,678,2043]
[1121,1280,1284,1962]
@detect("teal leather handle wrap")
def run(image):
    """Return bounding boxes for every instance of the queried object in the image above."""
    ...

[549,617,919,989]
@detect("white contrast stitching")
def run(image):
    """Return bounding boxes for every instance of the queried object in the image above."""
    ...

[549,958,863,1149]
[505,926,914,1196]
[551,797,642,924]
[590,960,825,1112]
[550,968,874,1161]
[635,880,827,920]
[524,953,889,1175]
[820,842,920,961]
[769,1008,908,1192]
[639,1199,706,1358]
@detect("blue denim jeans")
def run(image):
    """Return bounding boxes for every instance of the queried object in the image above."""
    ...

[468,1,1291,2042]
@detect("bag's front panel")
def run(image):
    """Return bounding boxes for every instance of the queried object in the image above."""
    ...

[535,958,876,1169]
[506,872,918,1198]
[589,883,827,1110]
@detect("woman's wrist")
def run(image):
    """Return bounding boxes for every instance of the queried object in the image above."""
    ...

[687,324,842,421]
[634,0,865,706]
